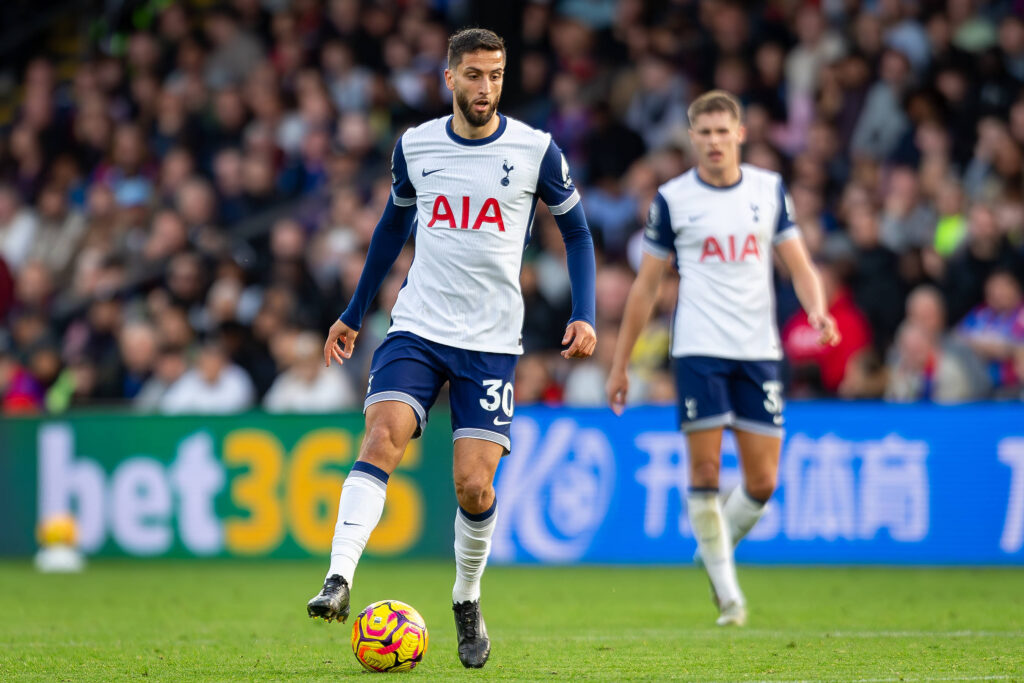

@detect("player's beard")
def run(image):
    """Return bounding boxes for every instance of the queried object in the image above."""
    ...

[455,87,500,128]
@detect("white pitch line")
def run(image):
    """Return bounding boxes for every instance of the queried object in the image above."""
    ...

[849,677,1015,682]
[767,677,1015,683]
[512,629,1024,641]
[820,630,1024,639]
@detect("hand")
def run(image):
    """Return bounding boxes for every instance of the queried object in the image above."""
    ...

[809,312,841,347]
[324,319,359,367]
[606,368,628,416]
[561,320,597,359]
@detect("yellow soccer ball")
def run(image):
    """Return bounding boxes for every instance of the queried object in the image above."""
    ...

[351,600,428,672]
[37,514,78,547]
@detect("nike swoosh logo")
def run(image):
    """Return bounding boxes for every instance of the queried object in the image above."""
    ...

[422,168,443,177]
[493,418,512,426]
[689,214,705,222]
[342,521,362,526]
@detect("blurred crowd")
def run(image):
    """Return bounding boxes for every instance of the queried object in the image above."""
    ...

[2,0,1024,416]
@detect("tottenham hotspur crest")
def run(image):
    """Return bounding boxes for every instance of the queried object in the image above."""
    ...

[501,159,514,186]
[560,153,572,189]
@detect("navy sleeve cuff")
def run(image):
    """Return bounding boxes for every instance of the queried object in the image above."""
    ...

[552,201,596,327]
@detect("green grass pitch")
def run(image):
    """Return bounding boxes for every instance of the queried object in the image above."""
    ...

[1,560,1022,681]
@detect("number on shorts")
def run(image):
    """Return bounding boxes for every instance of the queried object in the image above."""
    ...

[762,380,784,415]
[480,379,514,417]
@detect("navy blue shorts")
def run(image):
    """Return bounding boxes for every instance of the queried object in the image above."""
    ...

[364,332,518,452]
[672,355,784,437]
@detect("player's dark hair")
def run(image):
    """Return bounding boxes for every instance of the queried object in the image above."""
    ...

[688,90,743,125]
[447,28,506,69]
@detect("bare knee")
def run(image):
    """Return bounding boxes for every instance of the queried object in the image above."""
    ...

[454,474,494,514]
[744,473,777,502]
[690,460,721,489]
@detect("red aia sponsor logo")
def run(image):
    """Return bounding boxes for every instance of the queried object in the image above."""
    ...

[699,234,761,262]
[428,196,505,231]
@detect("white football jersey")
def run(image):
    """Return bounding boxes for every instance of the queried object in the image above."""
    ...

[387,113,579,354]
[643,164,800,360]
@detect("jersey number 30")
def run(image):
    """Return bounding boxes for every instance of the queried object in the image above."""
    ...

[480,379,514,417]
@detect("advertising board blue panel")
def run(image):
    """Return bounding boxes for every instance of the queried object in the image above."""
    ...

[493,403,1024,565]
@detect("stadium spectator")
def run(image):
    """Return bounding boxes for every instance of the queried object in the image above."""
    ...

[941,204,1024,324]
[27,183,87,280]
[134,344,189,413]
[782,259,872,397]
[845,203,906,350]
[879,284,992,399]
[931,178,968,257]
[515,354,562,405]
[885,321,988,403]
[624,53,688,151]
[0,184,38,269]
[159,338,255,414]
[0,332,44,413]
[0,0,1022,415]
[521,260,570,354]
[955,269,1024,390]
[850,48,912,162]
[118,320,159,400]
[263,330,358,413]
[13,261,54,316]
[44,355,100,413]
[204,6,265,89]
[878,166,937,254]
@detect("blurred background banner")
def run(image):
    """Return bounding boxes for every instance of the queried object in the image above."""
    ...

[495,403,1024,566]
[3,403,1023,564]
[2,0,1024,421]
[0,412,456,558]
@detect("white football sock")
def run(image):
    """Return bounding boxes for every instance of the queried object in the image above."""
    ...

[452,501,497,604]
[723,487,767,547]
[327,464,388,586]
[687,490,744,608]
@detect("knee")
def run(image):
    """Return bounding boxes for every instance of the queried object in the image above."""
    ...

[744,473,777,503]
[690,460,720,488]
[454,475,494,514]
[365,422,404,453]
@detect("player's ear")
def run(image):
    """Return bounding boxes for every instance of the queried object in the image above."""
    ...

[736,124,747,144]
[443,68,455,93]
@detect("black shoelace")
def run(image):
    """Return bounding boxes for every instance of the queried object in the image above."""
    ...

[455,603,478,639]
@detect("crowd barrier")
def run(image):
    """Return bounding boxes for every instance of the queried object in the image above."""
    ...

[2,403,1022,564]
